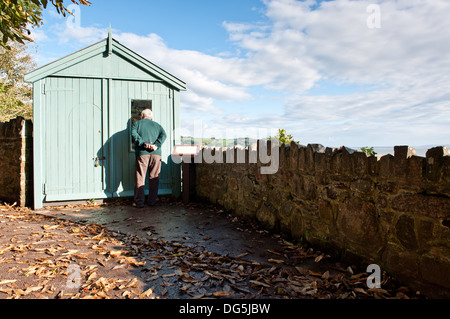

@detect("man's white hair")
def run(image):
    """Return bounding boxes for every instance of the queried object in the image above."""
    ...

[141,109,152,119]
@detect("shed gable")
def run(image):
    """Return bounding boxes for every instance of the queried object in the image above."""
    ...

[25,36,186,91]
[52,51,162,82]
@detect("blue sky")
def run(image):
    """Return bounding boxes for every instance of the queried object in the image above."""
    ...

[30,0,450,148]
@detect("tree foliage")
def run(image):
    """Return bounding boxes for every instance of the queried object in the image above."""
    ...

[360,146,378,156]
[269,129,299,144]
[0,0,91,48]
[0,41,36,121]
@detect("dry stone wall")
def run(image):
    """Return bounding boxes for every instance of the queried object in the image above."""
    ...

[0,117,33,207]
[195,142,450,298]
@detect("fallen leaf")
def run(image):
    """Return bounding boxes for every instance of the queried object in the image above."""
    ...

[235,252,249,259]
[42,225,59,230]
[146,275,160,282]
[87,272,97,281]
[0,244,13,255]
[308,270,323,278]
[122,290,133,298]
[109,250,124,258]
[112,264,127,271]
[0,288,12,295]
[250,280,271,288]
[267,259,284,264]
[314,254,324,263]
[354,287,368,295]
[119,257,146,267]
[125,278,138,289]
[179,283,192,293]
[62,249,78,256]
[368,287,390,295]
[212,291,230,297]
[139,287,154,299]
[0,280,17,285]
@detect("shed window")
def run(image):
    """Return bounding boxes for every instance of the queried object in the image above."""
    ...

[130,99,152,151]
[131,99,152,125]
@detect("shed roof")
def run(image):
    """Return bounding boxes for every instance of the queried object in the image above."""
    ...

[25,36,186,91]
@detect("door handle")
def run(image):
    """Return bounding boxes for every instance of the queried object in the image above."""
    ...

[93,157,106,167]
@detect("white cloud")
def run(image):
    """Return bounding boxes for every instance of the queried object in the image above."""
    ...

[55,23,108,45]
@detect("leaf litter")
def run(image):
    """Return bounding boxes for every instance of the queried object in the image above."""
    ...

[0,200,425,299]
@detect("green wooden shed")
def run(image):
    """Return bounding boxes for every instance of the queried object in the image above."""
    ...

[25,31,186,209]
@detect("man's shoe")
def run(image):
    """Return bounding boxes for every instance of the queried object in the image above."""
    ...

[132,202,145,208]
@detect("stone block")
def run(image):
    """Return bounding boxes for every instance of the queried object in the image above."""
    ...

[367,155,378,176]
[290,207,304,242]
[297,146,307,171]
[417,219,435,250]
[407,156,426,182]
[314,152,327,173]
[394,145,416,159]
[227,177,239,191]
[350,179,374,195]
[326,182,350,201]
[318,199,334,222]
[378,154,394,179]
[335,147,353,175]
[383,244,420,283]
[336,197,383,255]
[279,201,294,235]
[351,151,369,177]
[289,141,300,171]
[420,251,450,289]
[425,146,450,181]
[256,203,277,230]
[395,215,418,250]
[292,175,317,201]
[391,193,450,219]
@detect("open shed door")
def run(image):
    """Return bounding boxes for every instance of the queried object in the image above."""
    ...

[42,77,108,202]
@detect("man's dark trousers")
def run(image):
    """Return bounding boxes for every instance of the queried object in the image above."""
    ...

[134,154,162,206]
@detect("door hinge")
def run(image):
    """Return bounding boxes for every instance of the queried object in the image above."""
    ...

[43,83,46,95]
[43,184,47,195]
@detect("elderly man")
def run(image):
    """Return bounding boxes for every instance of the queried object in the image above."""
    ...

[131,109,167,208]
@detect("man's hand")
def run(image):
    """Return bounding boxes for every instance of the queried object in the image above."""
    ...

[144,143,158,151]
[144,143,152,150]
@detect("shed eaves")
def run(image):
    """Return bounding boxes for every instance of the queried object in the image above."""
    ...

[24,37,186,91]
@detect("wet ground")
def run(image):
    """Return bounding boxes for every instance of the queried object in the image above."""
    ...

[0,198,422,299]
[39,199,305,266]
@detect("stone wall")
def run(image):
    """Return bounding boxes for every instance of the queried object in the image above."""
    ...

[0,117,33,207]
[195,142,450,298]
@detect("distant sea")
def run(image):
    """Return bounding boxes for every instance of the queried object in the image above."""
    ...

[360,146,450,157]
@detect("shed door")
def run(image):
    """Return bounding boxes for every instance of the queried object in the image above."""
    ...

[43,77,107,201]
